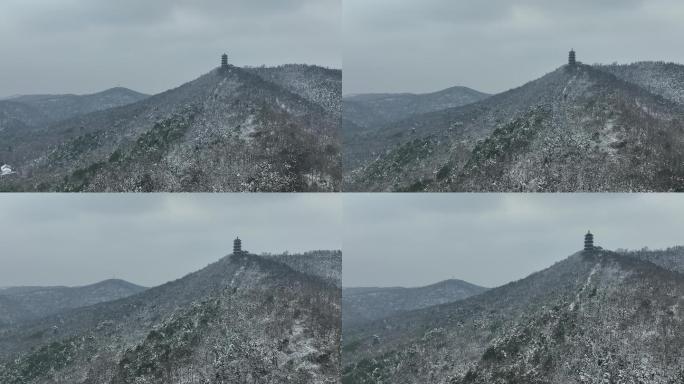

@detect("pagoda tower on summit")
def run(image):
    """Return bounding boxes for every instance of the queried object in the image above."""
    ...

[233,237,242,255]
[221,53,229,68]
[584,230,594,251]
[568,49,576,66]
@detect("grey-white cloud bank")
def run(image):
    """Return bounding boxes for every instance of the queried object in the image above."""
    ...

[0,0,341,96]
[344,0,684,95]
[343,194,684,288]
[0,194,342,287]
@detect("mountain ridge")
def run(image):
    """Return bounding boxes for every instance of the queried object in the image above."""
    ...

[5,87,148,125]
[342,247,684,383]
[343,279,487,329]
[0,64,341,192]
[0,278,146,294]
[345,61,684,192]
[342,86,489,169]
[0,279,146,328]
[0,250,342,383]
[595,61,684,105]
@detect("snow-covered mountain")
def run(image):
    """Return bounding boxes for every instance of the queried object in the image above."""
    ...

[342,87,490,170]
[343,279,487,329]
[344,61,684,192]
[0,295,33,329]
[266,250,342,288]
[0,279,146,327]
[342,247,684,383]
[0,101,50,133]
[247,64,342,118]
[0,250,341,383]
[596,62,684,105]
[343,86,489,130]
[0,64,341,192]
[7,88,149,123]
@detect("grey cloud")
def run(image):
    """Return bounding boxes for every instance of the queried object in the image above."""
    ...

[5,0,327,33]
[343,194,684,289]
[0,194,342,287]
[0,0,340,96]
[344,0,684,95]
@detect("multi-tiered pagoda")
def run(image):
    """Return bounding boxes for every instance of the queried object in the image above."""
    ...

[584,230,594,251]
[568,49,576,66]
[221,53,229,68]
[233,237,242,255]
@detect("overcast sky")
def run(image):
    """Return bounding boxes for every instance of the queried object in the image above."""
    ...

[343,194,684,288]
[0,0,340,97]
[344,0,684,95]
[0,194,341,287]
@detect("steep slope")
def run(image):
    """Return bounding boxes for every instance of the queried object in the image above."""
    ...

[247,65,342,118]
[342,249,684,383]
[596,62,684,105]
[618,245,684,274]
[0,251,341,384]
[346,63,684,192]
[266,250,342,287]
[8,88,149,123]
[0,279,147,322]
[0,64,341,192]
[343,279,487,329]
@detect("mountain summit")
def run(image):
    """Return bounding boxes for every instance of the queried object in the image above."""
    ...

[0,249,341,383]
[0,62,341,192]
[342,246,684,383]
[345,60,684,192]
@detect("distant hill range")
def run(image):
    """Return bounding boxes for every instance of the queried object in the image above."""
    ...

[0,250,341,383]
[5,88,149,123]
[343,279,487,329]
[0,88,148,135]
[0,279,146,328]
[0,62,341,192]
[343,86,489,131]
[344,59,684,192]
[343,86,490,170]
[342,246,684,383]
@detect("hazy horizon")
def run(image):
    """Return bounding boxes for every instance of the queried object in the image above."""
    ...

[0,0,341,97]
[344,0,684,95]
[0,194,342,287]
[343,194,684,289]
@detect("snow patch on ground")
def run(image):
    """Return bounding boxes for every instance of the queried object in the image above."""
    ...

[290,320,317,360]
[275,97,293,114]
[635,100,658,118]
[229,265,245,287]
[238,115,258,140]
[1,164,15,176]
[213,77,228,98]
[570,263,599,311]
[275,317,322,378]
[562,75,576,97]
[595,117,622,154]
